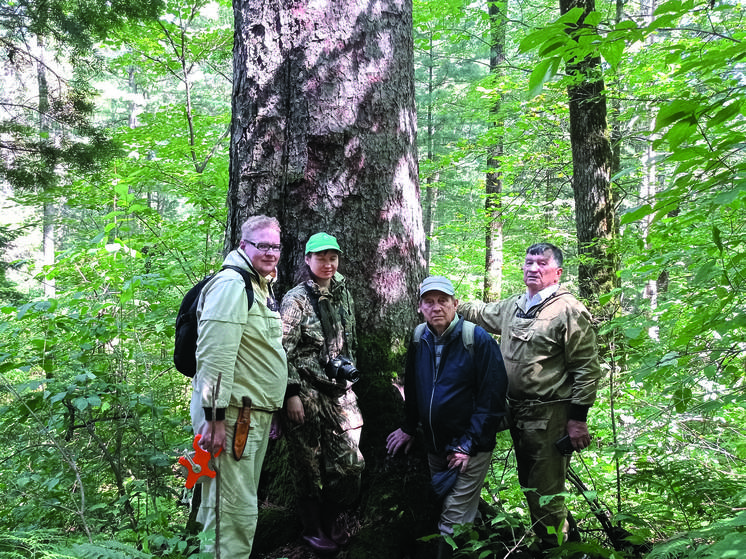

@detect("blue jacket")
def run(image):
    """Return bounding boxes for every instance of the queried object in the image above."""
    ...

[402,316,508,455]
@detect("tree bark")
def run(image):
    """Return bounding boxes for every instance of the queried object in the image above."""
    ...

[484,0,507,302]
[228,0,425,334]
[559,0,618,308]
[228,1,431,556]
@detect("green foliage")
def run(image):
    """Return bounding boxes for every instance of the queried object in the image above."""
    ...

[0,0,231,553]
[645,510,746,559]
[1,0,746,556]
[64,540,153,559]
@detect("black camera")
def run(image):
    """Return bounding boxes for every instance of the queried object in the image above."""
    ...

[325,356,360,384]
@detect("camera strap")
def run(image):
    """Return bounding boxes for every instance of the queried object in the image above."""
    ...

[303,283,345,359]
[514,291,570,319]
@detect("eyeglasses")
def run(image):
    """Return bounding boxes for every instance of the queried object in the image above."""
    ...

[245,240,282,254]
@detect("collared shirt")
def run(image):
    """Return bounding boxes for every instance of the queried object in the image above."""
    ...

[429,316,459,372]
[517,283,560,313]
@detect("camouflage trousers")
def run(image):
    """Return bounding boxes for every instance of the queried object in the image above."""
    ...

[284,383,365,506]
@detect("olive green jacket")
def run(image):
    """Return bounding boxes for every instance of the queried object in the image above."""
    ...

[458,287,602,421]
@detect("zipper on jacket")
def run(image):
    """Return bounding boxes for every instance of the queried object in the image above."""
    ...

[423,336,439,450]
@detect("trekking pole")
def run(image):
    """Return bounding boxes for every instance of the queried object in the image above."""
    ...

[567,465,616,538]
[211,386,221,559]
[567,463,639,551]
[214,450,221,559]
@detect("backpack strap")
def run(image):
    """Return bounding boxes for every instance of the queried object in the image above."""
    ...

[412,322,427,345]
[221,265,255,310]
[412,321,475,359]
[461,320,475,359]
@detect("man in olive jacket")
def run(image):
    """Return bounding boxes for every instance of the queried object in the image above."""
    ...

[459,243,603,551]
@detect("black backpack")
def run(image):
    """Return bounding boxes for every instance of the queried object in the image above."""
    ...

[173,265,255,377]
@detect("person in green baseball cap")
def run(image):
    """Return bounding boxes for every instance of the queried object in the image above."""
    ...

[279,232,364,553]
[304,231,342,255]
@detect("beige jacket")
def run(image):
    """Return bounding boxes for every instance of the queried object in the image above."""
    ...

[194,250,287,414]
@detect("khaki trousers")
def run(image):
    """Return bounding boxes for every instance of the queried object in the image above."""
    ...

[428,451,492,536]
[193,405,273,558]
[510,400,571,547]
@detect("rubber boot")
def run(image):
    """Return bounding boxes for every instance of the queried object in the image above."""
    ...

[436,539,454,559]
[322,503,350,546]
[297,499,339,554]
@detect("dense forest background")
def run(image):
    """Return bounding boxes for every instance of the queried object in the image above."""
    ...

[1,0,745,557]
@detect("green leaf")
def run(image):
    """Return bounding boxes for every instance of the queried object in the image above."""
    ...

[620,204,654,225]
[713,183,746,205]
[528,58,559,98]
[73,397,89,411]
[672,387,692,413]
[49,392,67,404]
[707,101,742,128]
[693,261,718,285]
[712,225,723,254]
[600,38,625,70]
[655,100,699,130]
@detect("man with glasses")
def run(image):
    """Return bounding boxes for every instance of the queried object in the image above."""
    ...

[459,243,603,555]
[190,215,287,557]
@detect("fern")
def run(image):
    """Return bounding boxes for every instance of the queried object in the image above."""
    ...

[65,541,153,559]
[0,529,66,558]
[646,511,746,559]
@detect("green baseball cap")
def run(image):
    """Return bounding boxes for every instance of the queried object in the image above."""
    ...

[305,232,342,254]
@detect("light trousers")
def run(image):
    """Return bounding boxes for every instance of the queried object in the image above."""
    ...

[192,401,273,558]
[428,451,492,536]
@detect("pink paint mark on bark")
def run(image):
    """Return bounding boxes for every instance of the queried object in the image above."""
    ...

[372,267,409,306]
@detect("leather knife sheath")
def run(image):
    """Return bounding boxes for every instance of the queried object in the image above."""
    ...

[233,396,252,461]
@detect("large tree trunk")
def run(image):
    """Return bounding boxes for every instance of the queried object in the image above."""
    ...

[228,1,432,557]
[228,0,425,333]
[560,0,618,309]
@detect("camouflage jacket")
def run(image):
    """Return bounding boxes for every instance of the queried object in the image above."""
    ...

[280,272,358,399]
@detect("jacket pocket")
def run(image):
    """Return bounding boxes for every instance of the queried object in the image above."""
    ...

[510,324,534,343]
[504,323,535,362]
[515,418,549,430]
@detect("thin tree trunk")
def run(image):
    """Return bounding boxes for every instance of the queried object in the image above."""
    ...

[559,0,617,307]
[484,0,507,302]
[423,37,436,273]
[37,34,56,299]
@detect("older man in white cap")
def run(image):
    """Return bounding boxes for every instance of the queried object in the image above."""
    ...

[386,276,508,559]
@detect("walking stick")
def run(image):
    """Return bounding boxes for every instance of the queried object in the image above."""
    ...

[211,388,221,559]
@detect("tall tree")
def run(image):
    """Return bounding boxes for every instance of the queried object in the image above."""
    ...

[559,0,618,306]
[228,0,435,555]
[484,0,508,302]
[228,0,425,336]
